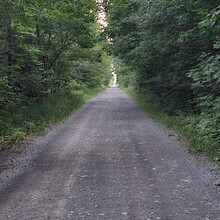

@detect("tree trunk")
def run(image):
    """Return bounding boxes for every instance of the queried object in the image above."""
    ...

[5,16,12,66]
[36,25,40,46]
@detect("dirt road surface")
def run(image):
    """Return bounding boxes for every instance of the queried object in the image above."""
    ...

[0,88,219,220]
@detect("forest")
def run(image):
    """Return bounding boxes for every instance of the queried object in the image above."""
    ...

[0,0,111,148]
[0,0,219,160]
[105,0,220,159]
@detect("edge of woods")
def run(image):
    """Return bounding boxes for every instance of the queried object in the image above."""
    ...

[0,1,113,151]
[122,86,220,169]
[105,0,220,165]
[0,87,107,151]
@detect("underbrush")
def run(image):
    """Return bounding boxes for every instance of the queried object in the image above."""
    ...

[0,88,105,150]
[123,87,220,161]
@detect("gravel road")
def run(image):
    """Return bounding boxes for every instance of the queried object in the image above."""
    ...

[0,88,219,220]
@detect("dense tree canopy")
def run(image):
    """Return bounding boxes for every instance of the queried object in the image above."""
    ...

[106,0,220,157]
[0,0,219,157]
[0,0,111,146]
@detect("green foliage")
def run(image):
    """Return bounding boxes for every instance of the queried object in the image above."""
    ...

[124,87,220,160]
[0,92,81,148]
[0,0,111,149]
[107,0,216,113]
[187,53,220,158]
[186,6,220,159]
[199,5,220,31]
[106,0,220,159]
[113,58,137,88]
[0,87,105,149]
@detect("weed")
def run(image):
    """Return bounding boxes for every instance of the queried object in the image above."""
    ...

[0,88,105,150]
[123,87,220,161]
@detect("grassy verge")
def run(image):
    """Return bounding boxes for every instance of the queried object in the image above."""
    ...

[82,87,106,101]
[123,87,220,162]
[0,87,106,150]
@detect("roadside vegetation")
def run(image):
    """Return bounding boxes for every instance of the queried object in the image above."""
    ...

[0,88,107,149]
[104,0,220,160]
[0,1,112,149]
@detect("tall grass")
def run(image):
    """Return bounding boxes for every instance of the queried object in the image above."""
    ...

[123,87,220,162]
[0,88,105,150]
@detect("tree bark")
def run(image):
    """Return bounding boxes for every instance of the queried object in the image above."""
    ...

[5,16,12,66]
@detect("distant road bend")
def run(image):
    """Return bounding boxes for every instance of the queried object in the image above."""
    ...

[0,88,219,220]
